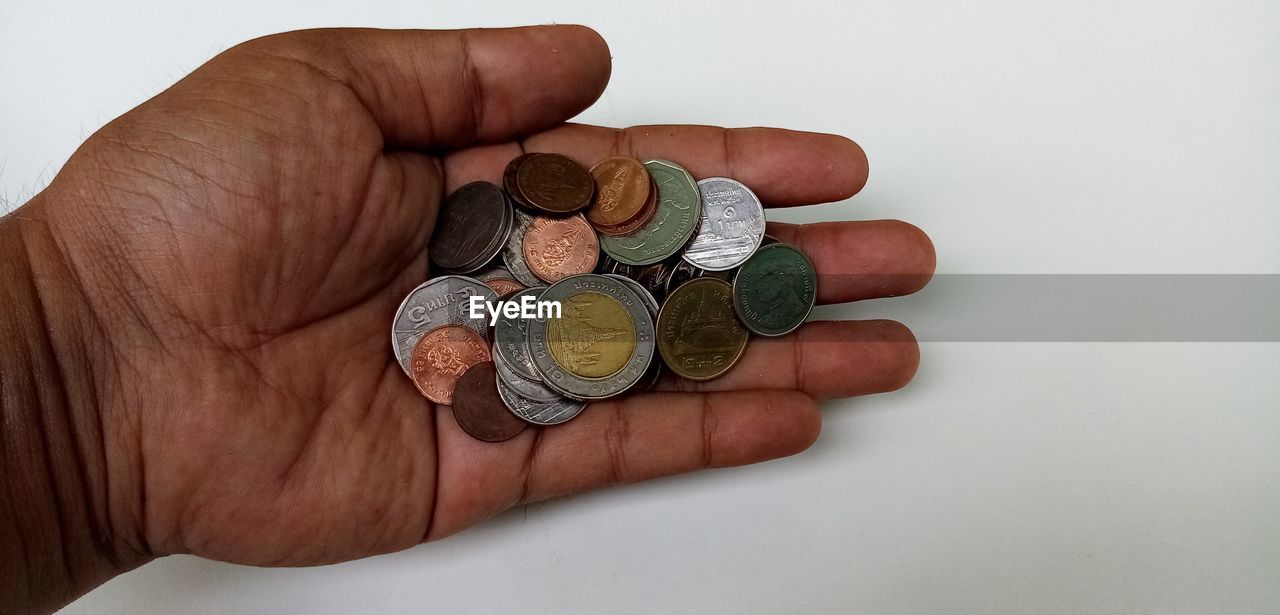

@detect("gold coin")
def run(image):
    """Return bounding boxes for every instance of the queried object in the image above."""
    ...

[547,291,637,379]
[656,278,749,381]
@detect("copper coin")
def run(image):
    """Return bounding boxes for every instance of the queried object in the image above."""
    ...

[451,362,527,442]
[503,153,536,208]
[515,153,595,214]
[595,176,659,237]
[522,214,600,283]
[485,277,525,296]
[409,325,491,404]
[428,181,510,272]
[587,156,650,229]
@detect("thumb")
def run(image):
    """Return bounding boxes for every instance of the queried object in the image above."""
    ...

[231,25,612,149]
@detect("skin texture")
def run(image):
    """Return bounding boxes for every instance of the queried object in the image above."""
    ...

[0,25,934,614]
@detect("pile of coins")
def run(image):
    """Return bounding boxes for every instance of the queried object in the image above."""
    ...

[391,153,818,442]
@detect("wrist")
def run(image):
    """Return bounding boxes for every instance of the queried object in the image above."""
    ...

[0,191,151,613]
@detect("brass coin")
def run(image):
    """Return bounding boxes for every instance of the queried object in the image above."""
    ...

[587,156,650,228]
[547,290,638,379]
[451,362,527,442]
[515,153,595,214]
[656,278,749,381]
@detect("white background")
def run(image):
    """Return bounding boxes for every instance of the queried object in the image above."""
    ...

[3,1,1279,613]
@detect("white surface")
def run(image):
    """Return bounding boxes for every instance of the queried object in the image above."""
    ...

[3,1,1278,613]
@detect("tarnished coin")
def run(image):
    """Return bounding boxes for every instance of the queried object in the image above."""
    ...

[588,156,650,229]
[594,176,660,237]
[683,177,766,271]
[493,286,547,381]
[428,181,511,273]
[477,266,525,296]
[493,351,561,402]
[522,214,600,283]
[503,153,536,208]
[599,160,702,265]
[657,278,749,381]
[410,326,491,404]
[501,208,543,287]
[392,276,497,376]
[515,153,595,214]
[733,243,817,336]
[496,376,587,426]
[527,275,656,400]
[451,362,527,442]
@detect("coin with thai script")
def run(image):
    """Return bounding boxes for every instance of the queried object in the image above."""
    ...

[527,274,656,400]
[477,266,525,296]
[599,160,702,265]
[493,350,561,402]
[428,181,511,273]
[587,156,650,230]
[496,375,587,426]
[657,278,749,381]
[451,362,527,442]
[522,214,600,283]
[515,153,595,214]
[410,326,491,404]
[391,276,496,376]
[733,242,817,336]
[682,177,765,271]
[493,286,547,382]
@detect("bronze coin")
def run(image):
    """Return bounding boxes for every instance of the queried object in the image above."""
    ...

[595,176,659,237]
[451,362,527,442]
[503,153,536,208]
[484,277,525,296]
[410,325,491,404]
[428,181,510,272]
[522,214,600,283]
[515,153,595,214]
[587,156,650,229]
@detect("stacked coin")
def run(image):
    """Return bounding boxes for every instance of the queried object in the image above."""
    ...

[396,154,818,442]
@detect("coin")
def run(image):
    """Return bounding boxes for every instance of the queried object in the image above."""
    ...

[503,153,536,208]
[392,276,497,375]
[587,156,650,229]
[493,350,561,402]
[515,153,595,214]
[428,181,511,273]
[501,208,543,287]
[410,326,491,404]
[522,214,600,283]
[493,286,547,382]
[594,175,660,236]
[496,376,587,426]
[733,243,817,336]
[605,274,664,390]
[599,160,702,265]
[682,177,766,271]
[451,362,527,442]
[664,259,702,298]
[477,267,525,296]
[656,278,749,381]
[527,274,656,400]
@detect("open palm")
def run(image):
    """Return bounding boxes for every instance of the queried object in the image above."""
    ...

[27,26,934,567]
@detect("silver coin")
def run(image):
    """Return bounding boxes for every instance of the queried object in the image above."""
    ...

[496,375,587,426]
[526,274,656,400]
[493,350,562,402]
[682,177,766,271]
[492,286,546,381]
[501,208,543,287]
[604,274,660,319]
[390,275,497,375]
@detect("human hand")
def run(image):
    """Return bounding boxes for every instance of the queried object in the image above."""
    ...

[2,24,933,603]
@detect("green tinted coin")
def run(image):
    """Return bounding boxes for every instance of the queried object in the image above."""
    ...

[599,160,701,266]
[732,243,817,337]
